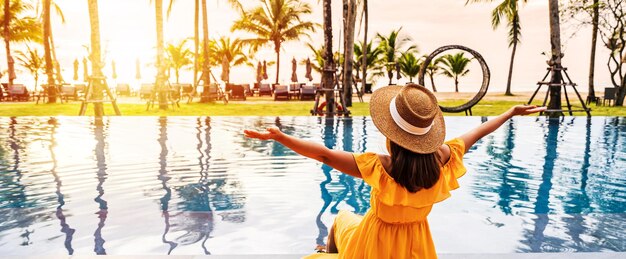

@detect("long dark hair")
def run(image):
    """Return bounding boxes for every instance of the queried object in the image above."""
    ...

[388,141,441,192]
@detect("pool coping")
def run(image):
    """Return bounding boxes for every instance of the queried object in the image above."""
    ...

[0,253,624,259]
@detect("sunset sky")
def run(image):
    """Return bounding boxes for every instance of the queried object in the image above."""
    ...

[4,0,612,93]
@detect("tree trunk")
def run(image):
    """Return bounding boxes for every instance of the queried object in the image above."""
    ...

[193,0,199,89]
[547,0,563,117]
[361,0,368,95]
[50,29,63,83]
[429,73,437,92]
[322,0,335,115]
[43,0,56,103]
[87,0,104,115]
[343,0,356,107]
[455,76,459,92]
[588,0,599,99]
[155,0,168,109]
[201,0,210,102]
[505,41,517,96]
[176,69,179,84]
[4,0,13,86]
[275,43,280,84]
[388,69,393,85]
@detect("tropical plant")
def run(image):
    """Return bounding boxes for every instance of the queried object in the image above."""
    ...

[210,36,248,67]
[440,52,472,92]
[305,43,342,74]
[231,0,318,84]
[165,39,193,84]
[36,0,65,83]
[397,51,421,83]
[15,45,44,91]
[424,56,443,92]
[376,27,417,85]
[353,40,384,81]
[467,0,527,96]
[42,0,55,102]
[1,0,42,85]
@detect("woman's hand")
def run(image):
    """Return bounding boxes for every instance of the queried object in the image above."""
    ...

[508,105,547,117]
[244,127,284,141]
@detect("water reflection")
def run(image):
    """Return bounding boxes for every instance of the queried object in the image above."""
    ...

[93,119,109,255]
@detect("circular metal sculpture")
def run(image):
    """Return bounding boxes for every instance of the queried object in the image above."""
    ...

[418,45,490,113]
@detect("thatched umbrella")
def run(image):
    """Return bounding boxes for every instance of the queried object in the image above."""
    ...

[111,60,117,80]
[135,58,141,80]
[73,59,79,81]
[305,58,313,82]
[256,61,263,84]
[83,57,89,82]
[220,56,230,83]
[290,57,298,83]
[262,60,268,80]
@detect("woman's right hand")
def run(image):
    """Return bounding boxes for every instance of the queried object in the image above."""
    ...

[508,105,547,117]
[244,127,284,141]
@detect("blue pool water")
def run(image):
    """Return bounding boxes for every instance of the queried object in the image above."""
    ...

[0,116,624,255]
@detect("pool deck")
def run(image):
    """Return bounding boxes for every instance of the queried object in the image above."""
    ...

[1,253,624,259]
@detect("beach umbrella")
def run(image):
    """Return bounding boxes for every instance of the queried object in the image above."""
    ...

[7,56,16,81]
[256,61,263,83]
[220,56,230,83]
[73,59,79,81]
[135,58,141,80]
[395,62,402,80]
[305,58,313,82]
[83,57,89,82]
[262,60,268,80]
[290,57,298,83]
[112,60,117,80]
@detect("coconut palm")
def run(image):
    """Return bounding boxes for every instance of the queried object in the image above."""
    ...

[354,40,384,82]
[467,0,527,96]
[43,0,55,102]
[397,51,421,83]
[231,0,318,84]
[15,45,44,91]
[425,56,443,92]
[165,39,193,84]
[36,0,66,83]
[440,52,472,93]
[305,43,342,74]
[1,0,42,85]
[210,36,248,67]
[376,27,417,85]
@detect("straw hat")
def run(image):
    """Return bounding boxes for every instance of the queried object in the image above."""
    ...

[370,83,445,154]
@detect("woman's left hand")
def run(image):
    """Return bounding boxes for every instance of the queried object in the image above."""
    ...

[244,127,284,140]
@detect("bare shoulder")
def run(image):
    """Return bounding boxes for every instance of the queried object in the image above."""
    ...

[438,143,451,165]
[376,153,393,173]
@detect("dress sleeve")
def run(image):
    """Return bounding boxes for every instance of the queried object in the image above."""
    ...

[440,138,467,191]
[352,152,383,189]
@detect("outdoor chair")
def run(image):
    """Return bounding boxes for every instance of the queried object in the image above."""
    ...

[140,84,155,100]
[9,84,30,102]
[116,83,131,96]
[273,85,289,101]
[59,84,77,102]
[0,83,6,101]
[259,83,272,97]
[602,87,617,106]
[300,85,317,100]
[289,83,302,100]
[74,84,86,97]
[242,84,253,97]
[204,83,223,102]
[229,84,247,101]
[181,83,194,103]
[313,83,321,90]
[170,84,182,101]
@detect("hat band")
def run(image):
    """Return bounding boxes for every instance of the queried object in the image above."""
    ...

[389,97,434,136]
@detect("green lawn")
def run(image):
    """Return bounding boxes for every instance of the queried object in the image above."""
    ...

[1,99,625,116]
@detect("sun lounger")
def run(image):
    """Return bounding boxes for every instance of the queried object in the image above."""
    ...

[300,85,317,100]
[181,83,194,103]
[140,84,154,100]
[116,83,131,96]
[273,84,289,101]
[59,84,77,101]
[170,84,182,100]
[259,83,272,97]
[8,84,29,101]
[230,84,247,101]
[204,83,224,102]
[289,83,301,100]
[242,84,253,97]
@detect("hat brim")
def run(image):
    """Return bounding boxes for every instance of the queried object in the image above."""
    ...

[370,85,446,154]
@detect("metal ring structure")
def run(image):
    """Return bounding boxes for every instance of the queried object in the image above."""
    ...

[418,45,490,113]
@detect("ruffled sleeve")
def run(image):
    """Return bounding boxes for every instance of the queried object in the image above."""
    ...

[353,152,383,189]
[440,138,467,190]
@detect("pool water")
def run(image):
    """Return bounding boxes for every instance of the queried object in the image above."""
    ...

[0,116,624,255]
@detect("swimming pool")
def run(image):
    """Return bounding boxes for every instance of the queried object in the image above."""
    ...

[0,116,624,255]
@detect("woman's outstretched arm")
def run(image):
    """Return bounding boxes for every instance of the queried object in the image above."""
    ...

[459,105,546,153]
[244,127,361,178]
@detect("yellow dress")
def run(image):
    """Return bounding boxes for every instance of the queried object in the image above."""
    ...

[304,138,466,259]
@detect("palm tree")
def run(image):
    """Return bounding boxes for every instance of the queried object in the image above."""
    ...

[36,0,66,83]
[210,36,248,67]
[152,0,175,109]
[424,56,443,92]
[165,39,192,84]
[440,52,472,92]
[15,45,44,91]
[353,40,383,81]
[306,43,342,74]
[467,0,527,96]
[1,0,42,86]
[397,51,421,83]
[43,0,55,102]
[231,0,317,84]
[376,27,417,85]
[87,0,105,115]
[360,0,369,94]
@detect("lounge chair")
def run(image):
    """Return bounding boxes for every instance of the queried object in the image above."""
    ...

[9,84,29,101]
[300,85,317,100]
[313,83,321,90]
[204,83,223,102]
[273,85,289,101]
[140,84,154,100]
[0,83,6,101]
[289,83,301,100]
[59,84,77,102]
[230,84,247,101]
[242,84,253,97]
[602,87,617,106]
[170,84,182,100]
[181,83,194,103]
[116,83,131,96]
[258,83,272,97]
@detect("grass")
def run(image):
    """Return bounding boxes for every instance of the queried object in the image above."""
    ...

[0,99,625,116]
